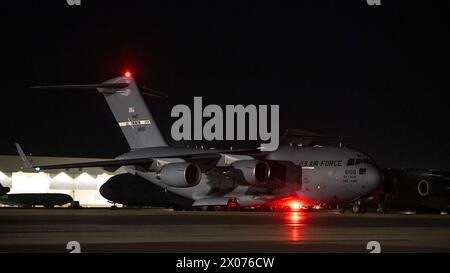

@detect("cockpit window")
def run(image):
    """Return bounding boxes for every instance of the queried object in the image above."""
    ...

[347,158,373,166]
[363,159,372,164]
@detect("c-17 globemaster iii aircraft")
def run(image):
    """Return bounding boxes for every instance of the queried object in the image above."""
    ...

[16,73,382,212]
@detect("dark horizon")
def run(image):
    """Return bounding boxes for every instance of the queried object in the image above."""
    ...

[1,0,449,169]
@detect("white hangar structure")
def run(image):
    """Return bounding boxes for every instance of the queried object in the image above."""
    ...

[0,155,124,207]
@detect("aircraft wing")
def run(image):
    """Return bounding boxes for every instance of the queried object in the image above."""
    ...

[15,143,262,171]
[32,158,155,171]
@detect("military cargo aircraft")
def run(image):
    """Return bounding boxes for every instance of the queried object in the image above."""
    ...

[16,73,382,211]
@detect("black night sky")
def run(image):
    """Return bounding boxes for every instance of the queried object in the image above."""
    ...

[1,0,449,169]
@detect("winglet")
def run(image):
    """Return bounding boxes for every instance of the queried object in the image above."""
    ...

[15,143,38,172]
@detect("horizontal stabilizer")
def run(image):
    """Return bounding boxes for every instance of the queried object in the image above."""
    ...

[140,86,169,98]
[31,83,129,90]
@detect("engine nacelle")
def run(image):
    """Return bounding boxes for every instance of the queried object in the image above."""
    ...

[417,179,431,197]
[231,160,270,185]
[157,162,202,188]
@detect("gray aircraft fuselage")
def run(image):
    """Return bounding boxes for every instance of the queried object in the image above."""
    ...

[113,145,381,206]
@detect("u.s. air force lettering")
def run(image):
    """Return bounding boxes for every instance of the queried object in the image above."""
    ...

[299,160,343,167]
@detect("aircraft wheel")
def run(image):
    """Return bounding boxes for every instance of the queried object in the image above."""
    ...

[352,204,361,213]
[376,202,386,213]
[440,205,449,215]
[361,204,367,213]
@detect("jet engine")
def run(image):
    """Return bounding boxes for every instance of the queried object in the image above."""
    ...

[157,162,202,187]
[417,179,431,197]
[231,160,270,185]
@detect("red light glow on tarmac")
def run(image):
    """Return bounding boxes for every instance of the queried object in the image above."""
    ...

[284,212,304,243]
[267,196,312,212]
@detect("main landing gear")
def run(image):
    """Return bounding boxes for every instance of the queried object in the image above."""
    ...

[108,201,118,210]
[352,200,367,213]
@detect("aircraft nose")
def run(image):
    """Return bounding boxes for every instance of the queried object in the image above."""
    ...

[366,165,382,191]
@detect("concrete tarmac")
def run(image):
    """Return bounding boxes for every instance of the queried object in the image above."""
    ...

[0,208,449,253]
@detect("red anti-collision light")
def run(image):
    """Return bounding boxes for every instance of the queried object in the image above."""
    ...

[124,71,132,78]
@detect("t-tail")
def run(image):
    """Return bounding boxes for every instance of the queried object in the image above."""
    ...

[32,74,168,149]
